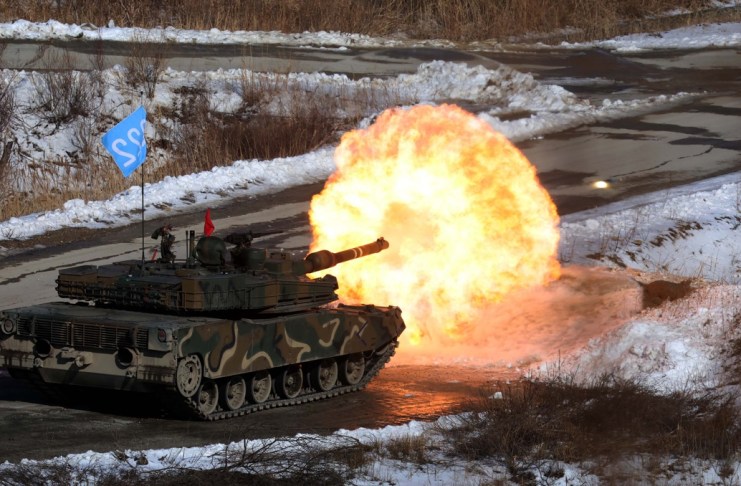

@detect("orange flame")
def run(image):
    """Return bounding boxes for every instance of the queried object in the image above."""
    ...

[309,104,560,351]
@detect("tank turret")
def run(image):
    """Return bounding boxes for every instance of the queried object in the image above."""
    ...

[55,235,390,314]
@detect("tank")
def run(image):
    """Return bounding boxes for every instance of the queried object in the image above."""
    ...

[0,232,405,420]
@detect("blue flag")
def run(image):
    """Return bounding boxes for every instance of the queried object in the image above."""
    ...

[101,106,147,177]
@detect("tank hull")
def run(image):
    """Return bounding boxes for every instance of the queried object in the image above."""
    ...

[0,302,404,419]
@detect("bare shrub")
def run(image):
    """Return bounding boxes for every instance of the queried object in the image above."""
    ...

[95,468,346,486]
[87,40,109,99]
[100,435,364,485]
[401,0,719,41]
[441,376,741,482]
[163,79,343,178]
[0,460,103,486]
[31,52,101,124]
[442,380,575,481]
[71,116,100,161]
[226,106,341,161]
[235,70,283,114]
[0,69,17,131]
[218,435,362,482]
[0,74,17,163]
[0,149,127,222]
[0,69,19,220]
[124,36,167,98]
[0,67,357,221]
[171,82,211,123]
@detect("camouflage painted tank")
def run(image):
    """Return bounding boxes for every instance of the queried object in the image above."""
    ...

[0,233,404,420]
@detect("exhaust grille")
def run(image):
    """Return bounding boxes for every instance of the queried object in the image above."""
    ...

[17,317,148,350]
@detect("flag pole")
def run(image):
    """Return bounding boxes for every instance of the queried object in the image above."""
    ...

[140,93,145,263]
[141,161,145,262]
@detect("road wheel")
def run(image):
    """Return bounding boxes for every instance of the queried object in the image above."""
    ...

[176,355,202,398]
[276,365,303,399]
[247,371,272,404]
[196,381,219,415]
[310,359,338,392]
[340,354,365,385]
[220,376,246,411]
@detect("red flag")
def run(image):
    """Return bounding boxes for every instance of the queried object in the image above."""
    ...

[204,208,215,236]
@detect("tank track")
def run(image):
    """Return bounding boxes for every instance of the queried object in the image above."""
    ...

[175,340,398,421]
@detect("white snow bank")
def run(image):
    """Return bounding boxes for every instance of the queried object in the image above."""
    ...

[564,21,741,52]
[566,283,741,392]
[560,174,741,283]
[0,18,410,48]
[3,17,741,52]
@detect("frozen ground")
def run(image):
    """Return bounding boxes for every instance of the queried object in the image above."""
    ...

[0,18,739,485]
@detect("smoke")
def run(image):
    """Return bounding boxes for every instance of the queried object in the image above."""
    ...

[391,265,643,367]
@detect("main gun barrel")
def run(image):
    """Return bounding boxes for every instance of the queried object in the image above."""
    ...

[303,238,389,273]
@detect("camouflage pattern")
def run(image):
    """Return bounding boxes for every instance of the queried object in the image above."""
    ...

[1,236,404,419]
[55,237,389,314]
[0,301,403,392]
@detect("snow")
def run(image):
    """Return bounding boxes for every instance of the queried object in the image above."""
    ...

[561,174,741,284]
[566,21,741,53]
[568,282,741,392]
[0,18,413,48]
[0,18,740,485]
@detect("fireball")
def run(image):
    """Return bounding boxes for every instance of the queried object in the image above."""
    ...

[309,104,560,349]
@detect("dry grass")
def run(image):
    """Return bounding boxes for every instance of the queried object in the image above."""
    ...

[440,376,741,482]
[0,64,17,211]
[150,76,348,181]
[383,434,429,464]
[1,1,737,42]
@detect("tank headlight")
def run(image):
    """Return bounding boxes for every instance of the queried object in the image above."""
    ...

[1,318,16,335]
[148,328,173,352]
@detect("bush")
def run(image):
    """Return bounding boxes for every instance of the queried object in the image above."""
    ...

[163,79,344,177]
[31,52,101,124]
[0,76,16,165]
[441,375,741,482]
[124,37,167,99]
